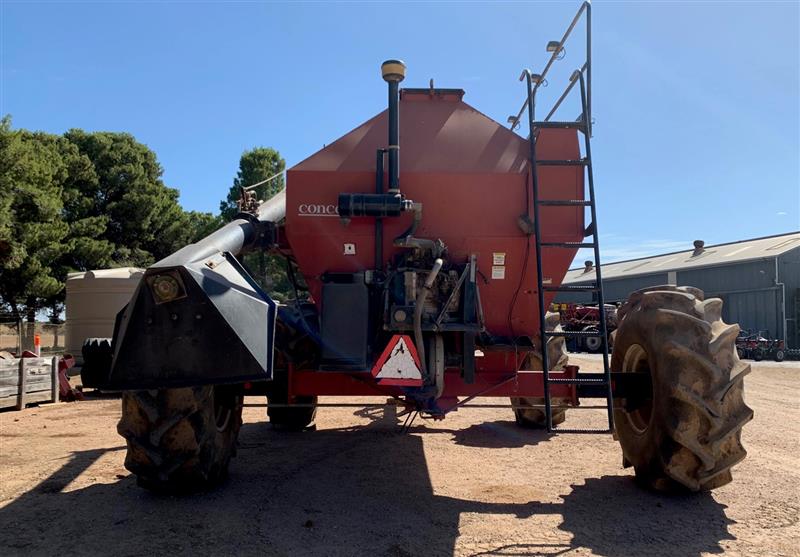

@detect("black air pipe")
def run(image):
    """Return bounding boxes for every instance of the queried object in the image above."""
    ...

[387,79,400,192]
[153,189,286,269]
[381,60,406,194]
[375,149,386,269]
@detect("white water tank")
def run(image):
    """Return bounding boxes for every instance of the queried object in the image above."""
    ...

[65,268,144,359]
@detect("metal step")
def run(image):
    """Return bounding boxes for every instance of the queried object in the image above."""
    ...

[547,377,607,384]
[543,330,603,337]
[557,404,614,409]
[543,285,599,292]
[535,159,588,166]
[538,200,591,206]
[551,428,612,434]
[533,120,587,131]
[540,242,595,248]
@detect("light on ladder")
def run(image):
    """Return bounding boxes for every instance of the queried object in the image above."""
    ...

[546,41,562,52]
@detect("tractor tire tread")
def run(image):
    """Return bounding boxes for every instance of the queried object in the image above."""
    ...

[512,312,569,428]
[612,285,752,492]
[117,387,242,493]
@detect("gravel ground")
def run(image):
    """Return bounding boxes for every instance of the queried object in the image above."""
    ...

[1,355,798,557]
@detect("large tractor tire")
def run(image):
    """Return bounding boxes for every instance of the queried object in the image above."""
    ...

[80,338,113,387]
[512,312,570,428]
[267,305,319,431]
[267,393,318,431]
[583,326,603,354]
[612,286,753,492]
[117,386,242,492]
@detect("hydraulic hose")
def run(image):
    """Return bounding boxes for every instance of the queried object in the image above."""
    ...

[414,258,443,379]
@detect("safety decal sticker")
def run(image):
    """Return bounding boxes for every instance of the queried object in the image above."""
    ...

[371,335,424,386]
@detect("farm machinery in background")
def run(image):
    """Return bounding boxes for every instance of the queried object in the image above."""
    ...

[551,301,617,353]
[735,330,787,362]
[89,2,752,495]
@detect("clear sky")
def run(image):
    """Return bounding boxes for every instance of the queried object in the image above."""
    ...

[3,0,799,264]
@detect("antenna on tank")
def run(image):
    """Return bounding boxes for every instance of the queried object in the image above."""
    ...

[381,59,406,194]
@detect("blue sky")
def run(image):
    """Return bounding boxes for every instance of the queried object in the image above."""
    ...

[2,0,798,264]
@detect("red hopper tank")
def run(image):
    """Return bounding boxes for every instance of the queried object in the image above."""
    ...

[286,88,585,351]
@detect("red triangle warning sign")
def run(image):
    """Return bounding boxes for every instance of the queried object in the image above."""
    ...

[371,335,424,386]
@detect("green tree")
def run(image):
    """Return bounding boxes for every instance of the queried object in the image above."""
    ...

[221,147,295,300]
[185,211,223,243]
[0,119,70,333]
[1,122,279,333]
[0,116,17,269]
[0,122,198,327]
[220,147,285,221]
[63,129,192,267]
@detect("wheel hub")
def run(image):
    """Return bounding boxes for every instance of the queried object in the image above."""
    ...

[621,343,654,434]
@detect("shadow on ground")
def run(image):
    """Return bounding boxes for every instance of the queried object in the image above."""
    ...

[0,406,734,556]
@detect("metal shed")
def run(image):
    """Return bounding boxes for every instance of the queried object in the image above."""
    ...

[557,232,800,349]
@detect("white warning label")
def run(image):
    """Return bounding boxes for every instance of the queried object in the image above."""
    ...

[372,335,423,385]
[491,266,506,280]
[492,252,506,265]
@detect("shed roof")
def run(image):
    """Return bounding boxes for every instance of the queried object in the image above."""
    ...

[564,231,800,283]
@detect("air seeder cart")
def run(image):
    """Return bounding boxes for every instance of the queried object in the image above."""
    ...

[94,2,752,494]
[553,301,617,353]
[736,330,786,362]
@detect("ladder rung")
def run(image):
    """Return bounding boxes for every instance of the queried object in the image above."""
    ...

[540,242,595,248]
[533,121,587,131]
[543,330,603,337]
[535,159,588,166]
[547,377,608,384]
[538,200,591,206]
[543,285,599,292]
[551,428,612,434]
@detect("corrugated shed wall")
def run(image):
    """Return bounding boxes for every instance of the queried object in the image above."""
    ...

[555,273,670,305]
[556,255,799,348]
[601,274,669,303]
[680,260,778,341]
[779,247,800,349]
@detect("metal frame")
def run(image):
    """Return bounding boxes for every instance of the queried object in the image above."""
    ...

[509,1,592,135]
[241,2,638,422]
[515,1,614,433]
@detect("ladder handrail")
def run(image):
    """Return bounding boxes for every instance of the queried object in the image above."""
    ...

[518,1,614,434]
[577,70,614,432]
[543,63,585,123]
[521,69,554,428]
[509,1,592,135]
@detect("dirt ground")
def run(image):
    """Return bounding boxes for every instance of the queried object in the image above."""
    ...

[1,355,798,557]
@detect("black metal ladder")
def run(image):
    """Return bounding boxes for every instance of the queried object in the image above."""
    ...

[515,1,614,434]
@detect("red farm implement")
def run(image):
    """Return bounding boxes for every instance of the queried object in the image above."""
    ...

[92,2,751,494]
